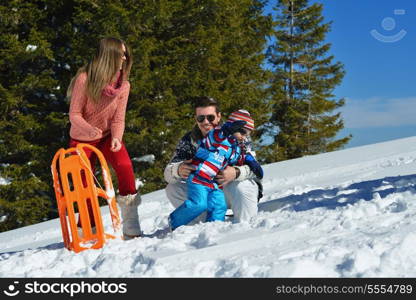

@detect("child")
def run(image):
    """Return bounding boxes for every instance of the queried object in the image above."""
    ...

[227,109,263,180]
[169,111,263,230]
[227,109,264,202]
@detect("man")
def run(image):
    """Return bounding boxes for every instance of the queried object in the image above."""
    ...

[164,96,261,223]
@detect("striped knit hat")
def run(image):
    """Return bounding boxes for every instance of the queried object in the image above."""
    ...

[227,109,254,131]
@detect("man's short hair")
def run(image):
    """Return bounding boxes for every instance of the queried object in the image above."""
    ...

[193,96,220,113]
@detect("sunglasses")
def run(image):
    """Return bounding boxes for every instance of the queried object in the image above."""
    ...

[196,114,216,123]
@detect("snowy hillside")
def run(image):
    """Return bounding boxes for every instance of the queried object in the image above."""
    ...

[1,136,416,277]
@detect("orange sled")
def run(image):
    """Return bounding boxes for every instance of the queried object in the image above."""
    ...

[51,143,121,253]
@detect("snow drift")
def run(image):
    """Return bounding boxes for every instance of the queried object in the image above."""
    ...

[1,136,416,277]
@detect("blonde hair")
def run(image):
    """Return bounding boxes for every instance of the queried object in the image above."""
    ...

[67,37,133,103]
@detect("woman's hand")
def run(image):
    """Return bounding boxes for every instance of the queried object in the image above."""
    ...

[111,138,122,152]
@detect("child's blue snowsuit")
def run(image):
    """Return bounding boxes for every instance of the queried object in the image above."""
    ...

[169,125,241,230]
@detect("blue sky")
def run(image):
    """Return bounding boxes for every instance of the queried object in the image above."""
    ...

[264,0,416,148]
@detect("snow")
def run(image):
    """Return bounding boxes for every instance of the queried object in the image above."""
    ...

[1,136,416,277]
[25,45,37,52]
[132,154,155,164]
[0,176,10,185]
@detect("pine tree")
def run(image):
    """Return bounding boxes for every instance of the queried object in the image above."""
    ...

[0,0,70,231]
[262,0,351,162]
[123,0,273,193]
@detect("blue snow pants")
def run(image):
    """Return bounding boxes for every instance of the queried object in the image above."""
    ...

[169,176,227,230]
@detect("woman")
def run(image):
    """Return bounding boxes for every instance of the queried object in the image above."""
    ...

[66,37,141,239]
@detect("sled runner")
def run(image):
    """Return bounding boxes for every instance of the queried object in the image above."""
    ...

[51,143,121,253]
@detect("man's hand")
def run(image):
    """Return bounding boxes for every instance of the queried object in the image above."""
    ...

[178,159,196,179]
[111,138,122,152]
[215,166,237,186]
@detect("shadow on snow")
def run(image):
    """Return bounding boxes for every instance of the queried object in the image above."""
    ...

[259,174,416,213]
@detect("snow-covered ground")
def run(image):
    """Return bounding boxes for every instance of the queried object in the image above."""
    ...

[1,136,416,277]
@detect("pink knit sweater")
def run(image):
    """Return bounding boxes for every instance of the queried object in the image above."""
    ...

[69,72,131,142]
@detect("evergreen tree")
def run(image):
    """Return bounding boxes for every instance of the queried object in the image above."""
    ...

[0,0,71,231]
[123,0,273,193]
[262,0,351,162]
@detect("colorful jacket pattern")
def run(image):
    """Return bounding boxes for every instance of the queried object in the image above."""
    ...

[191,127,241,189]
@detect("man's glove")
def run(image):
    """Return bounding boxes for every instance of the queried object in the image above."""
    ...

[244,153,263,179]
[221,120,247,137]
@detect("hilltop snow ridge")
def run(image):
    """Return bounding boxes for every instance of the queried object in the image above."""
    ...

[1,136,416,277]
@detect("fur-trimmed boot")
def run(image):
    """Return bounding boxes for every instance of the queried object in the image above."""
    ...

[117,193,142,240]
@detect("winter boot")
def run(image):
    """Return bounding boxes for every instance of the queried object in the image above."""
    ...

[117,193,142,240]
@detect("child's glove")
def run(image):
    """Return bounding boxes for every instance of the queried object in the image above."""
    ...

[221,120,246,137]
[244,153,263,179]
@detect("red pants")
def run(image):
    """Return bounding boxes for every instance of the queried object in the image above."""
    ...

[70,135,137,196]
[70,135,137,227]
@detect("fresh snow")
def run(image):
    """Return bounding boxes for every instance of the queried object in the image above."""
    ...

[0,176,10,186]
[132,154,156,164]
[1,136,416,277]
[25,45,37,52]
